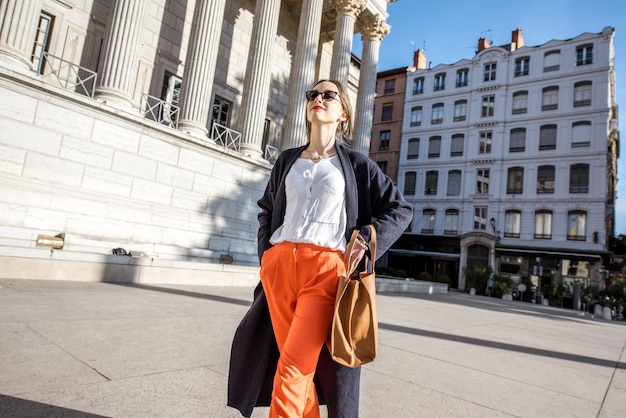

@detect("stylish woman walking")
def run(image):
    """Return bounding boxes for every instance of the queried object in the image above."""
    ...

[228,80,412,417]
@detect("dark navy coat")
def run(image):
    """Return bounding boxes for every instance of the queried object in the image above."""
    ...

[227,142,412,417]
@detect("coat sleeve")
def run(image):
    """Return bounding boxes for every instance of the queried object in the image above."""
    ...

[358,160,413,258]
[257,157,282,261]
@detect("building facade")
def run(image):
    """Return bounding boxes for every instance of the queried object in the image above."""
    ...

[0,0,393,284]
[392,27,619,294]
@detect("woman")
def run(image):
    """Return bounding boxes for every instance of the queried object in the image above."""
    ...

[228,80,412,417]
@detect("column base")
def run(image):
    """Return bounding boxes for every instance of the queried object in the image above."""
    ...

[178,120,213,143]
[0,50,35,75]
[94,87,135,110]
[240,143,263,159]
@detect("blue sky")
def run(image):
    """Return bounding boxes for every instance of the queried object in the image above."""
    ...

[357,0,625,234]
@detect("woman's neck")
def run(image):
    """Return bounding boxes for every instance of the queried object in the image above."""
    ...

[308,125,337,154]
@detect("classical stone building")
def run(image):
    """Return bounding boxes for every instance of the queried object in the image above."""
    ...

[391,27,619,295]
[0,0,393,284]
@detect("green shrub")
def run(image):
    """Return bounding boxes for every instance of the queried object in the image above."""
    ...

[492,274,514,298]
[417,272,432,281]
[393,269,407,278]
[435,275,451,285]
[464,264,492,294]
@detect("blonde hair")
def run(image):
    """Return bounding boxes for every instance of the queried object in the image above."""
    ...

[305,79,353,142]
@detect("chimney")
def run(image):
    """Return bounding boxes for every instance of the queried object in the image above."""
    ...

[477,37,491,52]
[511,28,524,51]
[413,49,427,69]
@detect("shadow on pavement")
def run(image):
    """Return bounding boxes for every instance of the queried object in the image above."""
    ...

[0,394,109,418]
[379,322,626,369]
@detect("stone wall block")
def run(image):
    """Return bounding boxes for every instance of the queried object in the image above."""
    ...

[23,153,84,188]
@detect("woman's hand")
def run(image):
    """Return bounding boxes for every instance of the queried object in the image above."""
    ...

[347,235,368,275]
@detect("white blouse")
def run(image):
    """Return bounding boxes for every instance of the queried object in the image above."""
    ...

[269,156,347,252]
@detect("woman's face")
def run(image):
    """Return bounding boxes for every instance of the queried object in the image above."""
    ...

[306,81,346,126]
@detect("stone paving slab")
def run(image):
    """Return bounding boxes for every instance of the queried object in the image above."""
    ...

[0,279,625,417]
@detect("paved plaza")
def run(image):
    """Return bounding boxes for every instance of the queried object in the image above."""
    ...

[1,278,625,417]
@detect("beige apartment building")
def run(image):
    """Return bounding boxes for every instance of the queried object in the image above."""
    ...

[0,0,394,284]
[390,28,618,296]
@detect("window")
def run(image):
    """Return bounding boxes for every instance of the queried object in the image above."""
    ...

[569,163,589,193]
[31,12,55,74]
[450,134,464,156]
[576,44,593,66]
[421,209,436,234]
[409,106,422,126]
[381,103,393,121]
[425,171,438,195]
[535,210,552,239]
[512,90,528,114]
[384,79,396,94]
[456,68,469,87]
[567,211,587,241]
[444,209,459,235]
[504,210,521,238]
[413,77,424,94]
[160,71,182,124]
[574,81,592,107]
[479,131,492,154]
[447,170,461,196]
[514,57,530,77]
[474,206,488,230]
[572,121,591,147]
[434,73,446,91]
[537,165,555,193]
[542,86,559,110]
[476,169,490,194]
[404,171,416,195]
[544,50,561,72]
[507,167,524,194]
[428,136,441,158]
[212,96,232,128]
[482,95,495,117]
[539,124,557,150]
[379,130,390,151]
[484,62,497,81]
[431,103,444,124]
[509,128,526,152]
[407,138,419,159]
[453,100,467,121]
[377,161,387,174]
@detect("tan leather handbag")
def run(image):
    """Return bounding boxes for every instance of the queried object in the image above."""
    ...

[328,225,378,368]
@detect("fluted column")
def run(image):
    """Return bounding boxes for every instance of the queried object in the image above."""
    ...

[329,0,365,85]
[353,15,389,154]
[239,0,281,157]
[94,0,146,108]
[177,0,226,139]
[282,0,323,150]
[0,0,42,72]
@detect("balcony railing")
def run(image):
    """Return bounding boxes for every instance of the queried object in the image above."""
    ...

[142,94,179,129]
[41,52,97,97]
[212,122,241,152]
[264,144,280,164]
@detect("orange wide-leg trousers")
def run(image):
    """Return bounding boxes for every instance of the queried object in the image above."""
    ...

[260,242,345,418]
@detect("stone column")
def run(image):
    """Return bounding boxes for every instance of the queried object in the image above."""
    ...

[239,0,281,158]
[177,0,226,139]
[281,0,324,150]
[94,0,146,108]
[0,0,42,72]
[329,0,365,85]
[353,15,389,154]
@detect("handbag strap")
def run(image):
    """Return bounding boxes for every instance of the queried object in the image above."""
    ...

[345,225,377,275]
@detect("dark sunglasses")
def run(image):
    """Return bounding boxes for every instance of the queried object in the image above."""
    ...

[305,90,341,102]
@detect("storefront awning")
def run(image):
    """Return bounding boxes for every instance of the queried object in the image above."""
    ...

[388,249,460,260]
[496,247,603,261]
